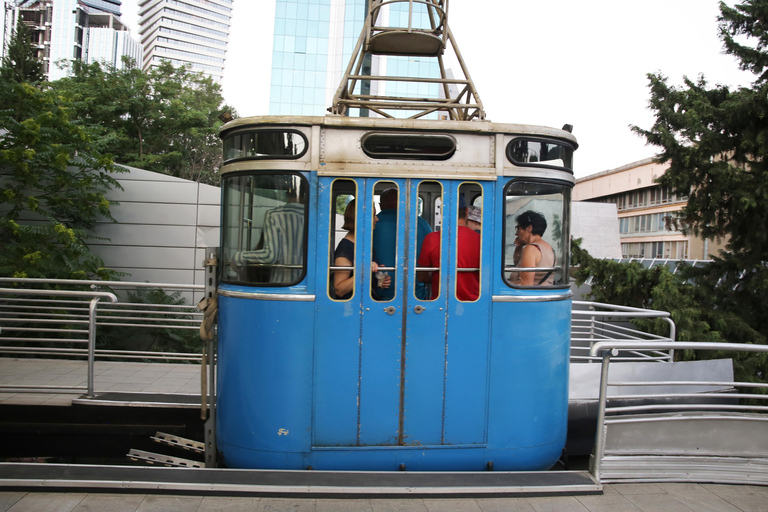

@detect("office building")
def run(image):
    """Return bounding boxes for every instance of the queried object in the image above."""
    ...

[269,0,442,117]
[574,158,726,260]
[5,0,140,81]
[137,0,232,82]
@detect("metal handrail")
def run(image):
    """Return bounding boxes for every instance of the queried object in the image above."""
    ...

[571,301,676,362]
[0,287,117,397]
[0,279,208,397]
[588,341,768,483]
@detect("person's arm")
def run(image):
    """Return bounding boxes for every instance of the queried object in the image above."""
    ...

[333,256,354,297]
[235,211,281,268]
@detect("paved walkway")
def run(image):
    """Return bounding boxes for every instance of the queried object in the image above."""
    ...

[2,482,768,511]
[0,357,203,406]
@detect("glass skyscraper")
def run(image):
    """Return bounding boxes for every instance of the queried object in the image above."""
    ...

[269,0,440,117]
[138,0,233,82]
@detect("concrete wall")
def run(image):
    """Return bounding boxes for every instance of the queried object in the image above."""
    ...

[572,157,667,201]
[571,202,622,259]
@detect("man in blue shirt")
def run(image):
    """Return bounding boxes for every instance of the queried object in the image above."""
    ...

[373,188,432,300]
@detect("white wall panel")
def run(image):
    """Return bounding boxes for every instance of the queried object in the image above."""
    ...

[196,204,220,227]
[91,246,197,269]
[107,268,197,286]
[91,224,198,247]
[197,183,220,204]
[108,203,199,225]
[110,180,199,204]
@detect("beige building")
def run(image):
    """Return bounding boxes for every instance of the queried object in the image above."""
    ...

[573,157,725,260]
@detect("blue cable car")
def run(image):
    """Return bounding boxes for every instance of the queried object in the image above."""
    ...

[215,116,577,470]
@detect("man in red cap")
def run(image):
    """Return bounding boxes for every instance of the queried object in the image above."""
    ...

[416,195,480,301]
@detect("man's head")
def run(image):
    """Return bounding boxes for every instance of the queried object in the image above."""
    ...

[380,188,398,210]
[467,206,482,232]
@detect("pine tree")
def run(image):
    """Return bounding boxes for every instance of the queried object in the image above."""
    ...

[1,20,44,84]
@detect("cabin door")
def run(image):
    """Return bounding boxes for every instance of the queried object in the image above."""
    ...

[313,177,491,447]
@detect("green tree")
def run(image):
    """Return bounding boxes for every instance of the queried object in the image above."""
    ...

[572,240,768,383]
[0,40,123,279]
[1,21,44,84]
[51,59,233,185]
[629,0,768,342]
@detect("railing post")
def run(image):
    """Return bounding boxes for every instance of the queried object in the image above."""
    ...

[591,350,613,482]
[87,297,101,398]
[588,304,596,362]
[664,317,676,362]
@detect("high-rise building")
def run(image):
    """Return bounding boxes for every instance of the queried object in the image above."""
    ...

[137,0,232,82]
[4,0,140,81]
[270,0,443,117]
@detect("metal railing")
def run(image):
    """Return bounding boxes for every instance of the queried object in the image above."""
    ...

[611,258,712,272]
[571,301,676,363]
[589,341,768,485]
[0,286,118,397]
[0,278,206,396]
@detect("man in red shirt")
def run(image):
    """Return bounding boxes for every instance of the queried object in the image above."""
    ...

[416,197,480,301]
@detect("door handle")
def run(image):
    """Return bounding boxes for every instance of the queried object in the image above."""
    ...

[384,306,396,315]
[414,305,425,314]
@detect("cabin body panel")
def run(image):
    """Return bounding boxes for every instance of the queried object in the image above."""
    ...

[216,116,576,470]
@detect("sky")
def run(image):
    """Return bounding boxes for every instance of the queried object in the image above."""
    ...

[121,1,755,178]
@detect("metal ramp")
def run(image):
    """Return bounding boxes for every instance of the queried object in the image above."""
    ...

[330,0,485,120]
[598,412,768,484]
[589,341,768,486]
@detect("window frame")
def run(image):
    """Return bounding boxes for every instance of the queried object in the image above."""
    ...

[501,178,572,290]
[361,132,457,160]
[506,137,575,172]
[220,171,310,288]
[222,129,308,164]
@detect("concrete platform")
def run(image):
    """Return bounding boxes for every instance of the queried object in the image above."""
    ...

[0,358,204,406]
[2,481,768,511]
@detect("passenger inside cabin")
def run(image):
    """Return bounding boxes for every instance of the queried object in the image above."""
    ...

[372,187,432,301]
[230,185,306,284]
[466,206,482,233]
[416,195,480,301]
[333,199,391,300]
[513,210,555,286]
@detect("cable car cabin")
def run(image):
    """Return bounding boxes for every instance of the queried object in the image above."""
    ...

[216,115,577,471]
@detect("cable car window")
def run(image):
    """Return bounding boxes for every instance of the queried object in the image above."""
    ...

[221,173,308,286]
[506,138,574,171]
[503,180,570,288]
[372,182,398,302]
[361,133,456,160]
[329,180,357,301]
[415,181,443,300]
[456,183,482,302]
[223,130,307,162]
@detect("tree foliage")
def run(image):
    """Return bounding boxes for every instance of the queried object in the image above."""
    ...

[0,25,122,280]
[572,240,768,383]
[50,59,234,185]
[577,3,768,382]
[1,21,44,84]
[632,0,768,263]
